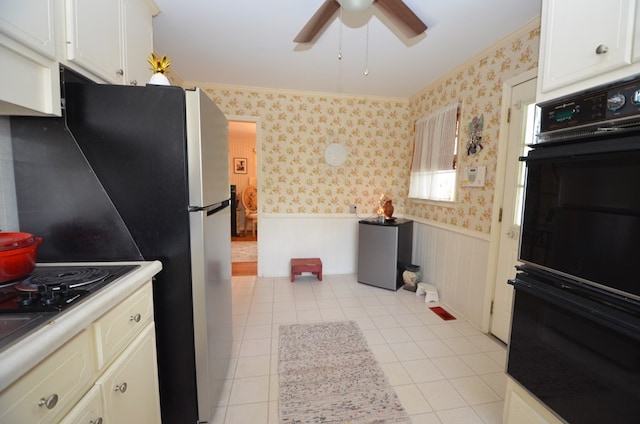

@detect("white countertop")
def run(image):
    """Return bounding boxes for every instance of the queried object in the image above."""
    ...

[0,260,162,392]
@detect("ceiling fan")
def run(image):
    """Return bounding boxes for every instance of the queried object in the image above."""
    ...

[294,0,427,43]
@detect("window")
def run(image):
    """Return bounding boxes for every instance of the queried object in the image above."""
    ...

[408,103,459,202]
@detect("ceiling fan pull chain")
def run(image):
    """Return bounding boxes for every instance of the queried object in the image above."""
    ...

[364,21,370,76]
[338,7,343,60]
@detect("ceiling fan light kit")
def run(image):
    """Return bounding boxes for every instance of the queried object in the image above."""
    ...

[294,0,427,44]
[338,0,374,12]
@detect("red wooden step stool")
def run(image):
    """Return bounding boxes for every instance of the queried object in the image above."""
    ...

[290,258,322,282]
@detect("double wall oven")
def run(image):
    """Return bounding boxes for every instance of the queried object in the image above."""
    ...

[507,77,640,423]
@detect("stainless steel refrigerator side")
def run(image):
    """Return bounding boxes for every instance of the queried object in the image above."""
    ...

[186,88,230,205]
[186,88,233,422]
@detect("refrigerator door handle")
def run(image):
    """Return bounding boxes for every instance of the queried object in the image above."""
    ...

[189,199,230,214]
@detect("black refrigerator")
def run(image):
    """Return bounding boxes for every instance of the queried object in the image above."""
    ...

[11,76,232,424]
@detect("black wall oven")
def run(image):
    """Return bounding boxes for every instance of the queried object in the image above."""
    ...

[507,77,640,423]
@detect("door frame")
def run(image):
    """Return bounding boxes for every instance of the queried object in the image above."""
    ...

[482,68,537,333]
[227,114,262,273]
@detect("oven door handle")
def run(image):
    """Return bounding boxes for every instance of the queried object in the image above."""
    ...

[520,133,640,162]
[509,277,640,342]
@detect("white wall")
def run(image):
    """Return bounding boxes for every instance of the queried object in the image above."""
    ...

[258,214,360,277]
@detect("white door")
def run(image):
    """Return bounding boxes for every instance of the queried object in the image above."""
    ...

[490,77,537,344]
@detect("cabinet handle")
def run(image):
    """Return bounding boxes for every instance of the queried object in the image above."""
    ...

[116,69,124,76]
[595,44,609,55]
[114,382,128,393]
[90,418,103,424]
[130,80,138,86]
[37,394,58,409]
[130,313,141,323]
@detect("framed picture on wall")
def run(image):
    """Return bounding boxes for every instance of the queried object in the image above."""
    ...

[234,157,247,174]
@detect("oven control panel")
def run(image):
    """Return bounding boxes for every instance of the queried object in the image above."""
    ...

[539,77,640,133]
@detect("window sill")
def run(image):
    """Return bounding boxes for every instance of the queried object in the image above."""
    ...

[409,197,458,208]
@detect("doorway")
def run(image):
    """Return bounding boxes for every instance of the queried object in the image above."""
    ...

[489,72,537,343]
[229,120,258,276]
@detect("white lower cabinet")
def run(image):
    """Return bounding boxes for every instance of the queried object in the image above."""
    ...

[0,280,160,424]
[95,323,160,424]
[0,330,94,424]
[59,385,104,424]
[503,378,563,424]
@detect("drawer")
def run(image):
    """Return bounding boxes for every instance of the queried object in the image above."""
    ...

[58,385,104,424]
[96,323,161,424]
[0,330,94,424]
[93,281,153,369]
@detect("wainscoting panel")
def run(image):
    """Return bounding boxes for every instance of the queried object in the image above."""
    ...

[412,221,490,328]
[258,214,360,278]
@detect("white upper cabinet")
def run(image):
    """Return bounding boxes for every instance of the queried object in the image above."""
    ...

[65,0,124,83]
[537,0,639,102]
[0,0,56,57]
[123,0,156,86]
[0,0,61,115]
[64,0,156,85]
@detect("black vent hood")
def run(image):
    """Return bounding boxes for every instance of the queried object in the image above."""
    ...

[10,68,143,262]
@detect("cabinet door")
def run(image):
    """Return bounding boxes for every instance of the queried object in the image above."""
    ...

[539,0,635,94]
[0,0,56,57]
[65,0,124,83]
[97,323,161,424]
[0,330,94,424]
[59,385,105,424]
[123,0,154,86]
[0,0,61,115]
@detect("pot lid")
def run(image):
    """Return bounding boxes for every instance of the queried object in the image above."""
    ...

[0,232,39,252]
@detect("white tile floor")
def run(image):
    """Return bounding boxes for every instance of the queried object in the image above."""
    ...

[212,274,508,424]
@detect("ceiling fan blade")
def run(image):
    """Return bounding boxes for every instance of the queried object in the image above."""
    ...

[374,0,427,38]
[294,0,341,43]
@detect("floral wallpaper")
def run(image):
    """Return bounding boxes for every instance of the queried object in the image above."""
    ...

[193,20,540,234]
[407,21,540,233]
[199,86,412,216]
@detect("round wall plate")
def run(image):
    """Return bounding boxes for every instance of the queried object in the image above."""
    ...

[324,143,347,166]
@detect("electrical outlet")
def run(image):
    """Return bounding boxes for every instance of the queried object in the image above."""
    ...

[349,205,357,213]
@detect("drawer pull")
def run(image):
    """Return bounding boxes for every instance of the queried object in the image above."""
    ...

[130,313,141,323]
[90,418,103,424]
[114,382,128,393]
[595,44,609,55]
[38,393,58,409]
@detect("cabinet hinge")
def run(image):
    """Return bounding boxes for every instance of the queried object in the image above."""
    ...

[498,207,503,223]
[490,300,494,314]
[507,108,511,123]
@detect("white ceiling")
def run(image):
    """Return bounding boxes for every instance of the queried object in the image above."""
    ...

[152,0,542,98]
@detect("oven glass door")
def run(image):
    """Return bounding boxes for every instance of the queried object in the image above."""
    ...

[507,276,640,423]
[519,135,640,300]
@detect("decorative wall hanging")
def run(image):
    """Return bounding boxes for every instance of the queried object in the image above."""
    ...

[466,115,484,155]
[324,142,347,166]
[234,157,247,174]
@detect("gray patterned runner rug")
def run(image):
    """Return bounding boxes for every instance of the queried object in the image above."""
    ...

[278,321,411,423]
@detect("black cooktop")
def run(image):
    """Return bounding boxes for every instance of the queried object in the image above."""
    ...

[0,264,138,350]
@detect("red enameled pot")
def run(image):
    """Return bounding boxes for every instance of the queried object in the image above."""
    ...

[0,232,43,283]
